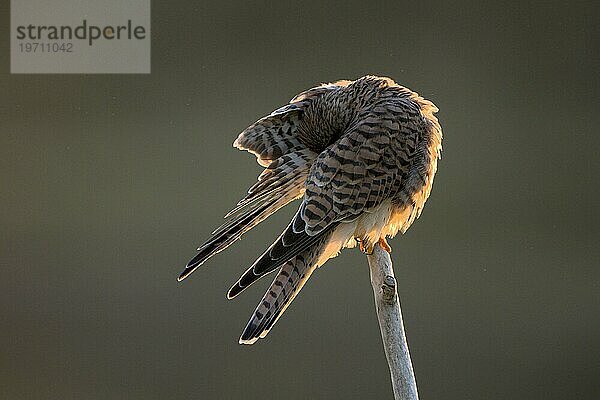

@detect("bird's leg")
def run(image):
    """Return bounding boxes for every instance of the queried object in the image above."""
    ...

[378,237,392,253]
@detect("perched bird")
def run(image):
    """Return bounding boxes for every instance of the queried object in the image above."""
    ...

[179,75,442,344]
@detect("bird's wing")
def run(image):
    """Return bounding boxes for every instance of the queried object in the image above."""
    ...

[179,82,348,281]
[233,79,352,167]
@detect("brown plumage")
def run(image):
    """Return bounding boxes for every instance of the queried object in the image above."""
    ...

[179,75,442,344]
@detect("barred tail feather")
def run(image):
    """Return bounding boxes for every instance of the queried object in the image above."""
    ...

[238,235,330,345]
[226,206,335,298]
[178,192,297,282]
[179,149,314,282]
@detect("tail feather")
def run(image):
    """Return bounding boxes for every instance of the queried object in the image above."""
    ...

[238,235,330,344]
[179,149,314,282]
[178,194,292,282]
[226,207,335,298]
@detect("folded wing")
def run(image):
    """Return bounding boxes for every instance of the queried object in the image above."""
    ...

[179,82,348,281]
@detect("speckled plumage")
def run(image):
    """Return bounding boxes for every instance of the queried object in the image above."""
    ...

[179,75,442,344]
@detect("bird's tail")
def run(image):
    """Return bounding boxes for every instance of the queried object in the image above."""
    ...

[238,234,330,344]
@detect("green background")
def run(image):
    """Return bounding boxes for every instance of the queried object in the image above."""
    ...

[2,1,598,399]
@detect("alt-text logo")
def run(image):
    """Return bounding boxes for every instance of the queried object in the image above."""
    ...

[16,20,147,47]
[11,0,150,74]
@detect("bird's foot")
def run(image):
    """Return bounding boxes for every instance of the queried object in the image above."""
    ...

[378,237,392,253]
[355,238,374,255]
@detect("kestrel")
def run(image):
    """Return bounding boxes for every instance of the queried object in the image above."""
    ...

[179,76,442,344]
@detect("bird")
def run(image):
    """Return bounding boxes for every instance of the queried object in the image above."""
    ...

[178,75,442,344]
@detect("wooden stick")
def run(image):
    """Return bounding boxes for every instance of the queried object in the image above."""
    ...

[367,244,419,400]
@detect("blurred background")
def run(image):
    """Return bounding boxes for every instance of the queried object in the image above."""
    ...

[1,1,598,399]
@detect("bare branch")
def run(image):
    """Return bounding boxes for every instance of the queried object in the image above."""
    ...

[367,244,419,400]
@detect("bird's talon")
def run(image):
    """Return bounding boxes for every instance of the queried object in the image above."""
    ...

[356,238,365,253]
[355,238,374,255]
[378,237,392,253]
